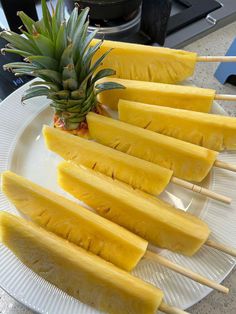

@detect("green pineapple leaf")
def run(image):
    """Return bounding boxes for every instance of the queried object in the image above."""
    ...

[95,82,125,94]
[22,86,50,102]
[0,0,125,133]
[17,11,35,34]
[67,5,79,41]
[91,69,116,85]
[41,0,52,39]
[26,56,59,71]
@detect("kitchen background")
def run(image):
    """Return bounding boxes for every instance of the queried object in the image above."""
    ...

[0,0,236,313]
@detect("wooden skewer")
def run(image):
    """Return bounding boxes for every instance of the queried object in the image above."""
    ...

[159,302,190,314]
[205,240,236,257]
[145,251,229,294]
[197,56,236,63]
[214,160,236,173]
[215,94,236,101]
[171,177,231,204]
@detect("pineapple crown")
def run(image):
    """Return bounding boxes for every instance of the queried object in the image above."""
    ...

[0,0,124,130]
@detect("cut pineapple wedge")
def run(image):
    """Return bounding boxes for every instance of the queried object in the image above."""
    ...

[97,77,215,112]
[0,212,163,314]
[43,125,173,195]
[119,99,236,151]
[87,113,218,182]
[58,162,211,256]
[2,171,147,271]
[91,39,197,84]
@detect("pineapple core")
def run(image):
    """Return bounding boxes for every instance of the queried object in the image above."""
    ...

[58,162,211,256]
[97,77,215,112]
[92,39,197,84]
[0,212,163,314]
[2,171,147,272]
[87,113,218,182]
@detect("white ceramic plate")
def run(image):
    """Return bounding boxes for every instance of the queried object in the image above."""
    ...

[0,81,235,313]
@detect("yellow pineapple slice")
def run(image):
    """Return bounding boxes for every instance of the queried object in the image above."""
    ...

[97,77,215,112]
[43,125,172,195]
[91,39,197,84]
[58,162,210,256]
[2,171,147,271]
[0,212,163,314]
[119,99,236,151]
[87,113,218,182]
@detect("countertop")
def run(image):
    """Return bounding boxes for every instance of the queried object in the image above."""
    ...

[0,20,236,314]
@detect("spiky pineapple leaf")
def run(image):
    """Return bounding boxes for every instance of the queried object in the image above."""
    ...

[18,28,39,50]
[60,44,73,68]
[55,22,67,60]
[79,48,112,85]
[67,5,78,41]
[1,48,31,58]
[55,0,65,26]
[78,29,98,64]
[3,62,37,69]
[22,86,50,102]
[3,62,38,75]
[30,80,60,92]
[72,7,89,41]
[27,56,59,71]
[51,0,65,41]
[95,82,125,94]
[17,11,35,34]
[91,69,115,85]
[33,69,62,85]
[41,0,52,39]
[76,40,103,74]
[0,31,38,54]
[34,19,49,37]
[32,33,55,58]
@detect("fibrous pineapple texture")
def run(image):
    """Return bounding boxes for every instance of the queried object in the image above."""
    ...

[119,99,236,151]
[87,113,218,182]
[58,162,211,256]
[2,170,147,271]
[43,125,173,195]
[91,39,197,84]
[0,212,163,314]
[0,0,123,135]
[97,77,215,112]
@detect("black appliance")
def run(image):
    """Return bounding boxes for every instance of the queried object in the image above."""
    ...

[0,27,32,101]
[1,0,236,47]
[1,0,236,100]
[64,0,236,48]
[66,0,172,45]
[0,0,38,33]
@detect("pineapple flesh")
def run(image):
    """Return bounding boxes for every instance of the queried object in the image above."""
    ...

[91,39,197,84]
[119,99,236,152]
[43,125,173,195]
[0,212,163,314]
[0,0,123,135]
[87,113,218,182]
[97,77,215,112]
[58,162,211,256]
[2,171,147,271]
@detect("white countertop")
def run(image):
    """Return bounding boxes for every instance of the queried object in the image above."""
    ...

[0,20,236,314]
[185,21,236,314]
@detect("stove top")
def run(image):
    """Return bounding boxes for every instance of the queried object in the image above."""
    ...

[82,0,236,48]
[164,0,236,48]
[1,0,236,101]
[1,0,236,48]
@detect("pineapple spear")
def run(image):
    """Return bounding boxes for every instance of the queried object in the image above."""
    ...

[0,0,124,135]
